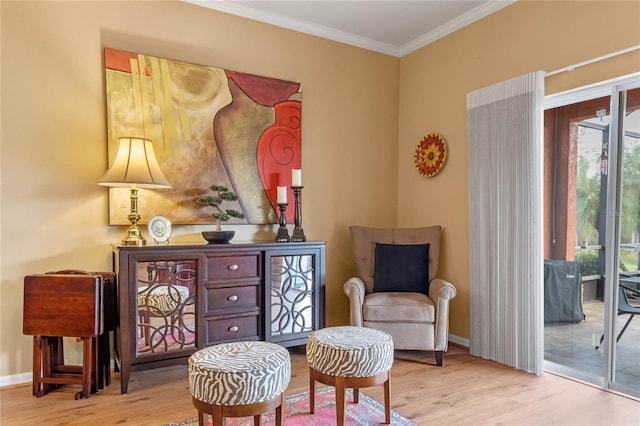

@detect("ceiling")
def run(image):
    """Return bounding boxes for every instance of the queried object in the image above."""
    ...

[184,0,516,57]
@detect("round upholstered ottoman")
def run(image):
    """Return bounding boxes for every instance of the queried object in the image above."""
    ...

[306,326,394,426]
[188,341,291,426]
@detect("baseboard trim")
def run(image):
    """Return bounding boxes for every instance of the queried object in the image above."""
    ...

[0,372,31,388]
[449,333,470,348]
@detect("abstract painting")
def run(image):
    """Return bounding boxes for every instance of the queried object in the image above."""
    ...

[104,48,302,225]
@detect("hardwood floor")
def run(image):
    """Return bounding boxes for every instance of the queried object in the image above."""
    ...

[1,345,638,425]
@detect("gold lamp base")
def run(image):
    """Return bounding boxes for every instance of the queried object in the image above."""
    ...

[122,224,146,246]
[119,186,147,246]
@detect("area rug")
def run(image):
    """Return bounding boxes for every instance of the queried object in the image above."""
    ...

[164,385,416,425]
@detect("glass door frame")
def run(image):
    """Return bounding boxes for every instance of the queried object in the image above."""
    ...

[543,72,640,397]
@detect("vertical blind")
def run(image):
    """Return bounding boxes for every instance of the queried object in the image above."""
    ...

[467,71,545,374]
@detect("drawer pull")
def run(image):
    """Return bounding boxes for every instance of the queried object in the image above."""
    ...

[228,325,239,332]
[227,295,239,301]
[228,264,239,271]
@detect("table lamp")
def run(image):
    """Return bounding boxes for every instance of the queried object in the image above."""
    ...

[98,136,171,246]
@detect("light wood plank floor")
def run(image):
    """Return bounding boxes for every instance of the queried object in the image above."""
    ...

[1,345,638,425]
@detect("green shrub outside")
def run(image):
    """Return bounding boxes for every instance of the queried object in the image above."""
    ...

[575,249,639,275]
[575,249,599,276]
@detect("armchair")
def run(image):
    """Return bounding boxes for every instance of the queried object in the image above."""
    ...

[343,226,457,366]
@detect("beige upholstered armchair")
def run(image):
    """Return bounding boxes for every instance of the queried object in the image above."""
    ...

[343,226,457,366]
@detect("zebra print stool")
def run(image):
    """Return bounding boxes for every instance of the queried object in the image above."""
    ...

[188,341,291,426]
[306,326,394,426]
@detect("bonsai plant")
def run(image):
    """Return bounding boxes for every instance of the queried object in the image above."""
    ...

[196,184,245,243]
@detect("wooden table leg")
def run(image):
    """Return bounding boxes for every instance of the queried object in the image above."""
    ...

[91,336,100,394]
[32,337,42,397]
[50,337,64,366]
[79,337,93,399]
[97,333,111,389]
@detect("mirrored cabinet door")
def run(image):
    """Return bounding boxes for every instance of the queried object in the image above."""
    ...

[135,259,197,356]
[267,247,324,345]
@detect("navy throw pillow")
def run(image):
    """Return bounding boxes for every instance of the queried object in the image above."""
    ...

[373,243,430,294]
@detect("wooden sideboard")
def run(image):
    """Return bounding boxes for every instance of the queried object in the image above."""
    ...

[113,241,326,394]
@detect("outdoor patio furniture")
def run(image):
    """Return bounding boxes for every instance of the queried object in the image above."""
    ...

[596,283,640,349]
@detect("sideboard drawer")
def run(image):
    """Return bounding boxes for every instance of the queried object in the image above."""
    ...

[206,254,260,281]
[205,314,259,344]
[205,285,259,314]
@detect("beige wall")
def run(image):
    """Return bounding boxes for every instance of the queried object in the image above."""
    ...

[397,0,640,338]
[1,0,639,380]
[0,0,399,379]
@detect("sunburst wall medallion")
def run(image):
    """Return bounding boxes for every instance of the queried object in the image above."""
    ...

[414,132,447,177]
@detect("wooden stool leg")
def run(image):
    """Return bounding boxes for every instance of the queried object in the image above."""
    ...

[275,392,285,426]
[335,376,346,426]
[197,410,205,426]
[212,405,223,426]
[353,388,359,403]
[383,373,391,424]
[254,414,261,425]
[309,370,316,414]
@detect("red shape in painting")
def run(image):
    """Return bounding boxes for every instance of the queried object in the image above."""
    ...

[226,70,300,107]
[104,48,151,75]
[257,101,302,223]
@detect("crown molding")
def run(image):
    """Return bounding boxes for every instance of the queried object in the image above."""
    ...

[183,0,516,58]
[398,0,516,57]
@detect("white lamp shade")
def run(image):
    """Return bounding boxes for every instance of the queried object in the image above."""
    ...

[98,137,171,188]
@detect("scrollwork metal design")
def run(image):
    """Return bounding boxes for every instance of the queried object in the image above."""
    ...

[270,255,314,336]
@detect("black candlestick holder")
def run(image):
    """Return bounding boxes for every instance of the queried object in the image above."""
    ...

[275,203,290,242]
[291,186,306,242]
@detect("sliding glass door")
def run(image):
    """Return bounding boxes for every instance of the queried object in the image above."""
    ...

[609,86,640,394]
[543,76,640,398]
